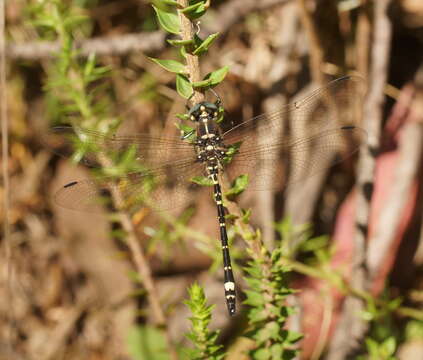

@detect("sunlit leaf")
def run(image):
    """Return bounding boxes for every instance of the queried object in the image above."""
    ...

[193,33,219,55]
[152,5,180,34]
[176,74,193,99]
[225,174,249,199]
[204,66,229,85]
[180,1,207,19]
[191,176,214,186]
[149,57,187,74]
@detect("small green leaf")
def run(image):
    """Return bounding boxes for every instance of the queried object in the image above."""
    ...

[381,337,396,356]
[159,0,179,6]
[176,74,193,99]
[243,289,265,307]
[252,348,270,360]
[405,320,423,341]
[224,213,238,221]
[241,208,252,224]
[175,122,195,140]
[175,113,189,121]
[84,53,97,77]
[180,1,207,19]
[223,141,242,164]
[270,344,283,359]
[205,66,229,85]
[180,45,188,59]
[176,122,194,133]
[149,57,186,74]
[32,18,57,30]
[365,338,379,355]
[387,296,402,310]
[225,174,249,199]
[190,176,214,186]
[248,307,268,323]
[193,33,219,55]
[63,14,89,31]
[192,66,229,89]
[152,5,180,35]
[167,38,194,46]
[192,79,213,89]
[285,330,303,343]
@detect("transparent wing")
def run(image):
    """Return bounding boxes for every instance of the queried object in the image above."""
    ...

[224,126,367,191]
[54,158,207,212]
[50,77,366,212]
[46,126,195,168]
[223,76,364,145]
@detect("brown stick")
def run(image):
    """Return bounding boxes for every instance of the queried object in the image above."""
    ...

[205,0,291,34]
[96,154,178,360]
[296,0,325,84]
[177,0,204,105]
[327,1,394,358]
[0,0,14,356]
[173,0,270,289]
[286,1,330,230]
[7,31,165,60]
[6,0,292,61]
[356,0,370,79]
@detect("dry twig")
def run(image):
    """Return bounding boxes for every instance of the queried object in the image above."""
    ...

[0,0,13,357]
[356,0,370,78]
[7,31,165,60]
[97,154,179,360]
[177,0,203,105]
[6,0,292,61]
[296,0,325,84]
[285,1,330,230]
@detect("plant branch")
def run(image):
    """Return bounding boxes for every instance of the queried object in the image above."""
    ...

[96,162,179,360]
[283,258,423,321]
[0,0,14,356]
[177,0,204,105]
[356,0,370,79]
[296,0,324,84]
[7,31,165,60]
[6,0,292,61]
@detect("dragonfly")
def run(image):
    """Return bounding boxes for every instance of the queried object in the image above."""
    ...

[48,76,366,316]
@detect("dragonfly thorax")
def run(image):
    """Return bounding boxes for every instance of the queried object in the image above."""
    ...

[194,119,226,167]
[195,134,227,164]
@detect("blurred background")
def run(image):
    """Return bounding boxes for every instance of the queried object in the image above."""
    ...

[1,0,423,359]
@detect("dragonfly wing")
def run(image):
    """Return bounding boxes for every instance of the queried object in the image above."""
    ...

[54,158,207,213]
[223,76,364,145]
[46,126,194,168]
[224,126,366,191]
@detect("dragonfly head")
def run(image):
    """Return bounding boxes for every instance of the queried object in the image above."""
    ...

[188,101,219,123]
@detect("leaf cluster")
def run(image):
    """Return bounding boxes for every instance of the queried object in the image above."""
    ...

[184,283,225,360]
[30,1,113,130]
[244,248,302,360]
[151,0,228,99]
